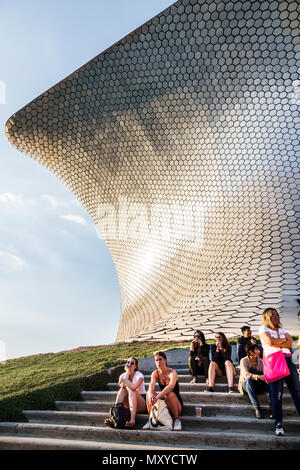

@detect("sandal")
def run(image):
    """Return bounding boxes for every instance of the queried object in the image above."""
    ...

[104,418,114,428]
[125,421,136,429]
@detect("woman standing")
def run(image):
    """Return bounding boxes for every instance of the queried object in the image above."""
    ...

[104,356,147,429]
[189,330,210,383]
[238,343,268,418]
[144,351,183,431]
[259,308,300,436]
[205,332,237,393]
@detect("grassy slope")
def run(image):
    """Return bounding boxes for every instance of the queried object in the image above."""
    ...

[0,340,190,422]
[0,335,271,422]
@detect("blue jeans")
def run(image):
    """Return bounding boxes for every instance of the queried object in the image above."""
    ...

[268,356,300,425]
[242,379,268,409]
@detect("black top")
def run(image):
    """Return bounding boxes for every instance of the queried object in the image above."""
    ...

[189,341,210,358]
[156,370,183,408]
[210,344,232,366]
[236,336,251,347]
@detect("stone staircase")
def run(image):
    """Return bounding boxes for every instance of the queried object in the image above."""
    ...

[0,355,300,450]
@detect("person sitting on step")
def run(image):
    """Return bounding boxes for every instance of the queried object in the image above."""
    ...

[205,332,237,393]
[189,330,210,384]
[236,326,252,364]
[104,356,147,429]
[249,336,263,358]
[143,350,183,431]
[238,343,269,419]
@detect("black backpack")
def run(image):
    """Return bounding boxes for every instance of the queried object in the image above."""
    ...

[109,403,130,429]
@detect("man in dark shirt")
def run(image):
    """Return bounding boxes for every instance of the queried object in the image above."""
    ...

[237,326,252,364]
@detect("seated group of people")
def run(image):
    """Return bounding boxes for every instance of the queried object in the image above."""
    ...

[189,326,262,391]
[189,328,267,418]
[105,308,300,436]
[190,308,300,435]
[105,350,183,431]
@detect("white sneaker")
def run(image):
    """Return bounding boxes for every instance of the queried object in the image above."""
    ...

[142,420,151,430]
[173,419,182,431]
[275,424,284,436]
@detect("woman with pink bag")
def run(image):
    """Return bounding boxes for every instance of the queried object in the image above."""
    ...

[259,308,300,436]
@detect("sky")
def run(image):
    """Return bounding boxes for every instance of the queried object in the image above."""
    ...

[0,0,175,360]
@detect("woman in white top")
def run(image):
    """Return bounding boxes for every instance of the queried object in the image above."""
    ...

[259,308,300,436]
[105,356,147,429]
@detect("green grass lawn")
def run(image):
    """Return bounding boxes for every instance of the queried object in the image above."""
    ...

[0,335,278,423]
[0,340,191,422]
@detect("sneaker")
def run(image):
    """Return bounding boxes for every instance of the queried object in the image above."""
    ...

[205,386,215,392]
[190,378,198,384]
[228,387,236,394]
[142,421,151,430]
[173,419,182,431]
[275,423,284,436]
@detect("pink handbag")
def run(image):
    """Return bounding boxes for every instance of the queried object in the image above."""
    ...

[263,350,290,383]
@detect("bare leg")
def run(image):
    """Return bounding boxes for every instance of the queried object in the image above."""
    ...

[225,360,236,387]
[105,387,129,426]
[208,361,223,387]
[127,390,147,424]
[146,391,158,413]
[164,392,182,419]
[115,387,129,407]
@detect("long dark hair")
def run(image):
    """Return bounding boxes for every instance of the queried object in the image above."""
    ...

[124,356,139,372]
[216,332,229,351]
[194,330,206,344]
[245,343,260,358]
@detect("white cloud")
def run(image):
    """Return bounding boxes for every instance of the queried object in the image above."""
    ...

[0,251,26,272]
[71,198,82,208]
[0,192,35,208]
[60,214,87,225]
[41,194,68,208]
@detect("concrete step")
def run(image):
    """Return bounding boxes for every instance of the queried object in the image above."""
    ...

[141,364,238,375]
[108,382,239,393]
[143,374,239,384]
[55,400,299,418]
[22,410,300,433]
[0,422,299,450]
[0,434,195,450]
[81,390,296,405]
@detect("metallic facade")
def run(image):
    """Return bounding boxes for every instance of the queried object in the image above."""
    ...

[5,0,300,341]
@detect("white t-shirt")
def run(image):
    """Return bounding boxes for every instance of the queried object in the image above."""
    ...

[119,371,146,395]
[258,325,291,357]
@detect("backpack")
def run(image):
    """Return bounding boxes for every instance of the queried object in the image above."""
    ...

[109,403,130,429]
[148,399,173,431]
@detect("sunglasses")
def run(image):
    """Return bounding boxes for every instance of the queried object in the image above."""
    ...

[126,360,135,366]
[215,336,222,339]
